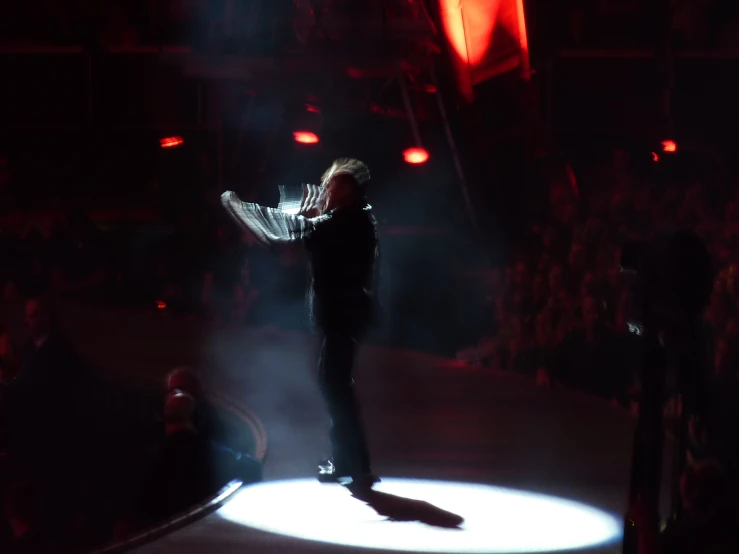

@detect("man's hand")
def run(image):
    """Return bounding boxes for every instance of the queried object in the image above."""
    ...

[299,183,322,218]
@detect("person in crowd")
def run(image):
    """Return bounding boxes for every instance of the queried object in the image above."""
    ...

[165,366,225,443]
[15,298,83,381]
[546,295,615,398]
[165,366,261,476]
[631,460,738,554]
[131,392,242,529]
[166,366,202,398]
[2,298,94,547]
[61,207,111,298]
[4,298,91,461]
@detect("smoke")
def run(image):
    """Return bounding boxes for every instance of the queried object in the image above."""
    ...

[201,327,329,478]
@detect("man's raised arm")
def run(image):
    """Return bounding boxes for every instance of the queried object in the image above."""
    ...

[221,191,316,247]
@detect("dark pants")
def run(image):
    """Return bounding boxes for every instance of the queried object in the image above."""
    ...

[318,330,372,476]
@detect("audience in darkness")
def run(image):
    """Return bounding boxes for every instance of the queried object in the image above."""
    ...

[629,459,739,554]
[0,297,263,549]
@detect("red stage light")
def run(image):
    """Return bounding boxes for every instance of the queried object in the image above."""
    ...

[652,152,659,162]
[159,137,185,148]
[156,300,167,310]
[293,131,319,144]
[305,104,321,113]
[160,136,184,148]
[403,147,429,165]
[661,140,677,153]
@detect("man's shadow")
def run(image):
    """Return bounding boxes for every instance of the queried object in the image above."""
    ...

[349,489,464,529]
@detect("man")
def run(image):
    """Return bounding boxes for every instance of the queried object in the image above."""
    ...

[164,366,228,445]
[4,298,91,547]
[5,299,89,458]
[134,392,237,528]
[629,459,739,554]
[221,158,380,494]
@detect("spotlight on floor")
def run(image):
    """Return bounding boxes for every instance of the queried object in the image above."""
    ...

[218,478,622,553]
[293,131,320,144]
[404,147,429,164]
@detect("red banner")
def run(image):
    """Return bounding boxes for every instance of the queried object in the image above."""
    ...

[439,0,530,101]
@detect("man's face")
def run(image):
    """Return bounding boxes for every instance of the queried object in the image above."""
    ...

[320,173,357,213]
[25,300,51,339]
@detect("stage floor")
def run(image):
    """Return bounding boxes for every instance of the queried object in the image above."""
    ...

[125,328,636,554]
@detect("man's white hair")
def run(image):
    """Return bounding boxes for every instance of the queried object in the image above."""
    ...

[321,158,370,187]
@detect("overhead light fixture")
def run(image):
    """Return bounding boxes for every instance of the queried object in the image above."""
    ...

[293,131,320,144]
[403,147,429,164]
[160,136,184,148]
[661,140,677,153]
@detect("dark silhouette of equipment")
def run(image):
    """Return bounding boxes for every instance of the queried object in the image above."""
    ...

[620,229,713,554]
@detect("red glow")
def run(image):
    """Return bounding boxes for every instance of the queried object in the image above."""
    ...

[440,0,529,101]
[514,0,531,79]
[652,152,659,162]
[305,104,321,113]
[440,0,500,67]
[160,136,183,148]
[293,131,319,144]
[403,148,429,165]
[661,140,677,153]
[156,300,167,310]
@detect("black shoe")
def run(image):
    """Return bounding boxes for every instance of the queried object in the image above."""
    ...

[317,458,339,483]
[338,473,381,499]
[317,459,380,490]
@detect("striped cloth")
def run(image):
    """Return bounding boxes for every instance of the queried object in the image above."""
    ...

[220,186,324,247]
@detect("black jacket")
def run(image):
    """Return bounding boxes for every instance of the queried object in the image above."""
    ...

[305,203,379,334]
